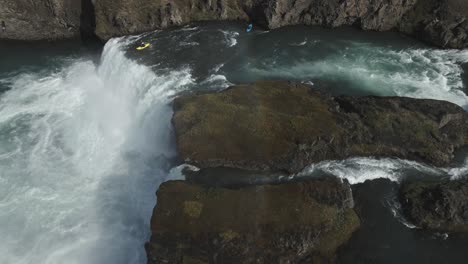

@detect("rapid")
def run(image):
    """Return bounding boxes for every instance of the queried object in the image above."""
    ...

[0,22,467,263]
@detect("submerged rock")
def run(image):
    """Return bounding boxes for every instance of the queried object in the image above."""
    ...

[146,177,359,264]
[92,0,467,48]
[400,179,468,232]
[173,80,468,173]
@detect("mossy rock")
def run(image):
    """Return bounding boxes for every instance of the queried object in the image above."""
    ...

[173,80,468,173]
[146,177,360,263]
[400,179,468,232]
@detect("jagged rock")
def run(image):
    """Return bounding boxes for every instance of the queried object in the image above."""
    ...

[172,80,468,173]
[93,0,468,48]
[399,0,468,49]
[0,0,83,40]
[400,179,468,232]
[1,0,466,48]
[93,0,252,41]
[255,0,418,31]
[146,177,359,264]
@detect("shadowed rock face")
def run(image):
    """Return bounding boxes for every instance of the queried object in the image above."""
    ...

[400,179,468,232]
[146,177,360,264]
[1,0,466,47]
[399,0,468,49]
[172,80,468,173]
[92,0,467,48]
[93,0,252,40]
[0,0,82,40]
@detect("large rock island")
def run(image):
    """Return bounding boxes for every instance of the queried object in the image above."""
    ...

[146,178,359,263]
[173,80,468,173]
[146,80,468,263]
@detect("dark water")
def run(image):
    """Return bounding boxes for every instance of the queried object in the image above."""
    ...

[1,22,468,263]
[339,179,468,264]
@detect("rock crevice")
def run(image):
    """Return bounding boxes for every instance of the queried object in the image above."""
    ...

[80,0,97,40]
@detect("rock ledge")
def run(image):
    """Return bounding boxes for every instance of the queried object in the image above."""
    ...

[173,80,468,174]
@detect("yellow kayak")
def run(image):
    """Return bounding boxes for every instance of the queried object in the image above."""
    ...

[136,43,150,50]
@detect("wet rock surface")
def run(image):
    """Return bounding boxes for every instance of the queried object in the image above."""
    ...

[400,179,468,232]
[146,177,359,264]
[173,80,468,174]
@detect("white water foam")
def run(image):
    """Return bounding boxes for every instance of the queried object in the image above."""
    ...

[167,164,200,181]
[0,37,193,264]
[297,157,443,184]
[384,193,418,229]
[289,38,307,46]
[181,26,199,31]
[180,41,200,46]
[221,30,239,47]
[296,157,453,229]
[248,44,468,107]
[445,157,468,180]
[201,74,232,89]
[297,154,468,184]
[213,63,225,73]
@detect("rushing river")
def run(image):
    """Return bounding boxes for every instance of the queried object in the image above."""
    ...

[0,22,468,264]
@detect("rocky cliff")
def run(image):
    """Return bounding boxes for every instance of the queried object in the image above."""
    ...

[173,80,468,173]
[0,0,466,48]
[0,0,84,40]
[399,0,468,49]
[92,0,467,48]
[93,0,251,40]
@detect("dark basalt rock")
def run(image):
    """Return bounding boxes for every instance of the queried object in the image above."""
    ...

[400,179,468,232]
[0,0,82,40]
[93,0,252,41]
[92,0,468,48]
[1,0,466,48]
[146,177,359,264]
[172,80,468,174]
[399,0,468,49]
